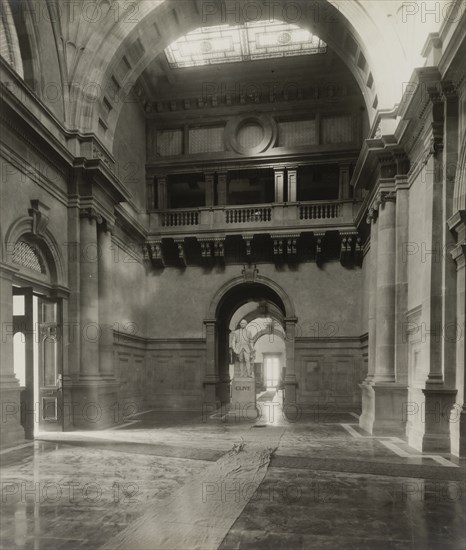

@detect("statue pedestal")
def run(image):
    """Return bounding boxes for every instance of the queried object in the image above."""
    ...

[231,375,256,411]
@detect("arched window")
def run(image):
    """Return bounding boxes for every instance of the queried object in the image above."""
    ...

[0,0,24,77]
[12,241,46,274]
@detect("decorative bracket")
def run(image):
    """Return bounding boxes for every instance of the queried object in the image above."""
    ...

[199,239,213,260]
[174,239,187,267]
[242,264,258,283]
[314,232,325,267]
[28,200,50,237]
[213,238,225,258]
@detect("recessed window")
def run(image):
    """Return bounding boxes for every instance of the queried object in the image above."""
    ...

[165,20,327,69]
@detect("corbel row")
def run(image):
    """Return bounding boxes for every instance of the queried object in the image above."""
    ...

[340,232,363,267]
[271,234,300,261]
[144,230,364,269]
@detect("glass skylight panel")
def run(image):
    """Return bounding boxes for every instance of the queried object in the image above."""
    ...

[165,20,326,68]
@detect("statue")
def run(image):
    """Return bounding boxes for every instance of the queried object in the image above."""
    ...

[229,319,255,378]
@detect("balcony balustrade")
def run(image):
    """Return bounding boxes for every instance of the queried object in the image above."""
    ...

[150,200,358,236]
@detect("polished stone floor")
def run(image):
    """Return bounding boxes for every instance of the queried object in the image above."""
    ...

[1,392,464,549]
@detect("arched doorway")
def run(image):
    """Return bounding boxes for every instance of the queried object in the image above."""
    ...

[228,302,287,405]
[204,275,297,408]
[4,216,66,440]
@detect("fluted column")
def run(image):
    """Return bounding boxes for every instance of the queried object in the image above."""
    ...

[79,208,101,378]
[98,222,115,379]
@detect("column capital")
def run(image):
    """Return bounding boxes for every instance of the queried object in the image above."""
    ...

[378,190,397,204]
[440,80,458,101]
[367,188,396,222]
[79,207,103,224]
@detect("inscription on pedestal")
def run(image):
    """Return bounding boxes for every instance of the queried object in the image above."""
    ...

[231,375,256,407]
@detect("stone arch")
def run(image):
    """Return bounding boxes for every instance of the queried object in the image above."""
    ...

[72,0,391,148]
[4,217,66,287]
[204,274,297,405]
[207,274,296,321]
[251,328,286,346]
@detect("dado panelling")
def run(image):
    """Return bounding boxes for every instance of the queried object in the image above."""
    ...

[145,340,206,410]
[296,338,364,409]
[116,348,146,412]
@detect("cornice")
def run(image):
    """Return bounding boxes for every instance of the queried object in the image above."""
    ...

[147,147,361,174]
[1,59,140,219]
[114,203,147,243]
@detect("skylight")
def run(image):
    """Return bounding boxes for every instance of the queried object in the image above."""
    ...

[165,20,327,69]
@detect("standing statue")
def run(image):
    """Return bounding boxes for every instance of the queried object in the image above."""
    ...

[229,319,256,378]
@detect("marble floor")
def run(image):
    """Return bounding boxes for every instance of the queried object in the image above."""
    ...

[1,393,464,549]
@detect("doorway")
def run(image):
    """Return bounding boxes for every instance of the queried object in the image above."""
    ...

[264,355,281,389]
[13,286,63,438]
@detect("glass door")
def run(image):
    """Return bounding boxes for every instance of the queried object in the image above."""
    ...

[12,287,34,439]
[37,296,63,432]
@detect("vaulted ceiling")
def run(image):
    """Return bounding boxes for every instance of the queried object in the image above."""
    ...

[6,0,457,151]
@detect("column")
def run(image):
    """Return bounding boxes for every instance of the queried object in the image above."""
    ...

[374,192,397,382]
[339,164,351,200]
[274,168,285,203]
[203,319,219,405]
[366,213,378,381]
[420,85,457,452]
[449,230,465,456]
[217,173,227,205]
[284,317,298,404]
[287,168,297,202]
[394,157,410,386]
[205,173,215,207]
[157,175,167,210]
[98,222,115,378]
[146,175,154,211]
[79,208,100,378]
[360,178,408,435]
[440,82,459,390]
[0,264,24,446]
